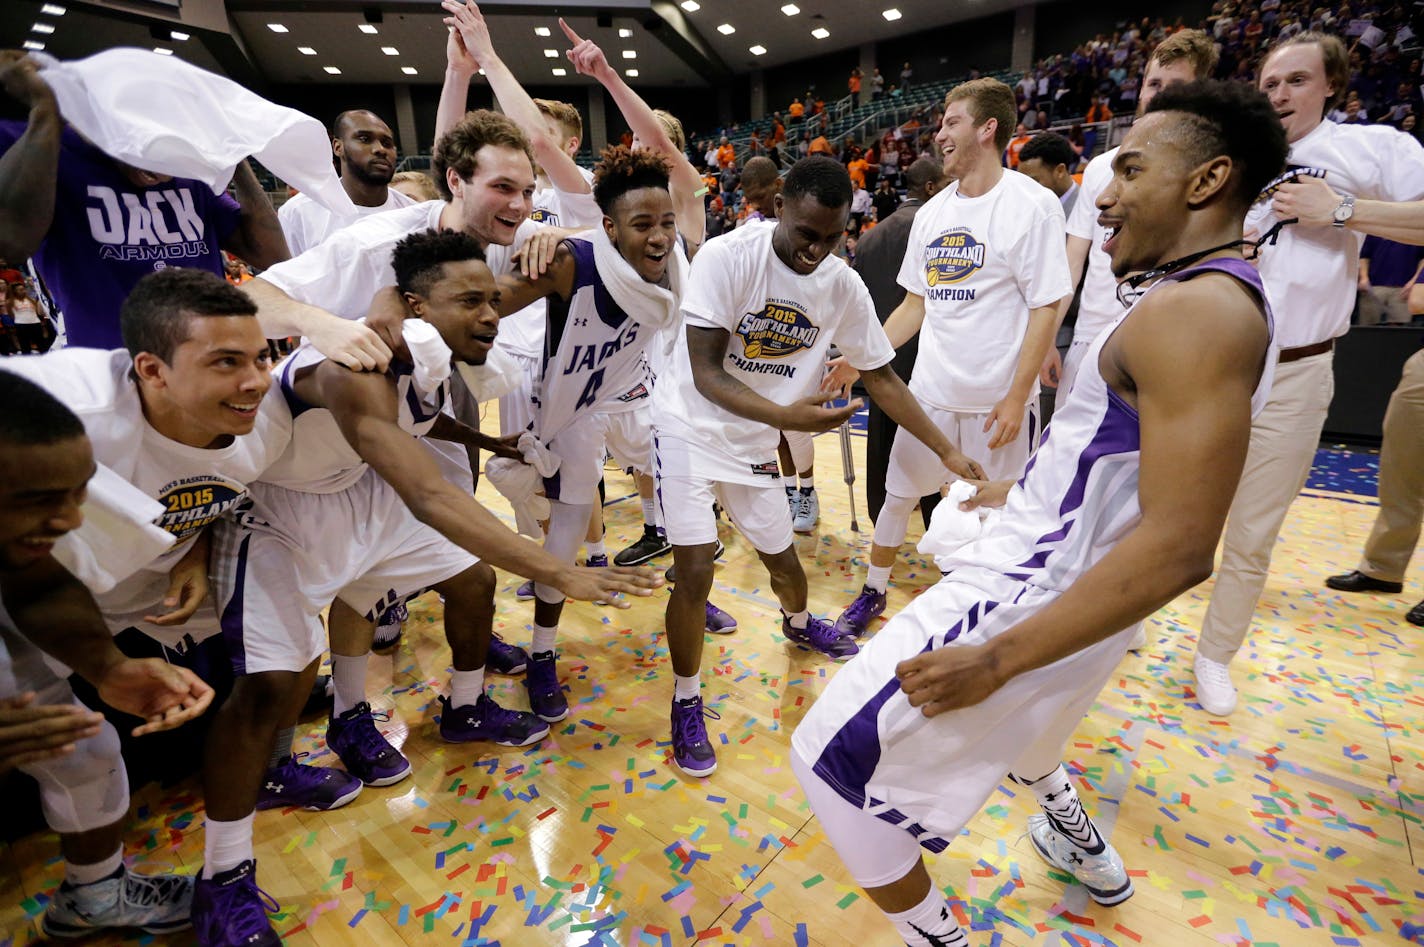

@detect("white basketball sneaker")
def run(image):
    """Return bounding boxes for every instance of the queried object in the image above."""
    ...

[1193,652,1238,716]
[1027,814,1134,905]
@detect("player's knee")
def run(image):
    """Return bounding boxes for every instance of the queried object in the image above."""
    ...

[226,671,298,726]
[671,551,716,598]
[438,562,497,609]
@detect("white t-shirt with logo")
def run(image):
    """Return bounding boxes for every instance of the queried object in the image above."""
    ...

[278,187,417,257]
[653,221,894,479]
[2,348,291,617]
[1064,146,1123,342]
[899,169,1071,412]
[1247,120,1424,349]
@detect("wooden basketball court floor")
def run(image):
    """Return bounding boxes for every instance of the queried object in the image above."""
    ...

[1,413,1420,947]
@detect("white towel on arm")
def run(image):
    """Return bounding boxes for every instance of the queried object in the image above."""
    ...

[52,463,174,595]
[34,48,355,219]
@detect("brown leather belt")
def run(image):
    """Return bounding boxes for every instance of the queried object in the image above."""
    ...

[1279,339,1334,363]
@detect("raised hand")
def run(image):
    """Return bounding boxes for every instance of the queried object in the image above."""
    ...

[559,19,611,79]
[441,0,498,67]
[0,51,56,111]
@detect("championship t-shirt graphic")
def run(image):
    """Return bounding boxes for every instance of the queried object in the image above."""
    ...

[732,298,820,376]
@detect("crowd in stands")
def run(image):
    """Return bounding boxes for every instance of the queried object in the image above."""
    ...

[675,0,1424,319]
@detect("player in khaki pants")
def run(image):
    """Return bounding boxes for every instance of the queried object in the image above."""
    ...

[1326,347,1424,626]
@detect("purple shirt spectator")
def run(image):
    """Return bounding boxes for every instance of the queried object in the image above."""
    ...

[0,121,241,349]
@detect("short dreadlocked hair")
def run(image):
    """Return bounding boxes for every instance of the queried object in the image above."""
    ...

[592,145,671,214]
[392,229,488,297]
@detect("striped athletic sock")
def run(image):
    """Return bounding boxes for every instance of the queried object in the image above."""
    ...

[1014,765,1106,854]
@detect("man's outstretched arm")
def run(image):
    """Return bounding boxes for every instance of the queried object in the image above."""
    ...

[311,365,659,603]
[898,274,1270,715]
[687,325,859,433]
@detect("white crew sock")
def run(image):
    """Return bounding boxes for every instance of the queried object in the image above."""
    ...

[886,887,968,947]
[641,497,658,527]
[330,653,368,717]
[66,847,123,887]
[783,609,809,630]
[203,813,256,877]
[866,564,892,593]
[799,476,815,491]
[674,673,700,701]
[531,623,558,655]
[586,539,607,559]
[449,667,486,708]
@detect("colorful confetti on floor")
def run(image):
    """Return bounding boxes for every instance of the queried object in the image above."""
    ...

[2,440,1420,947]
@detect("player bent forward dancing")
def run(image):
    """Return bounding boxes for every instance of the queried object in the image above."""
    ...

[793,81,1285,947]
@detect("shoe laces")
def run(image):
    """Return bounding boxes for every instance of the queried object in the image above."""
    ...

[1195,656,1233,689]
[673,697,720,747]
[122,870,190,910]
[845,587,880,620]
[471,695,522,728]
[338,704,395,755]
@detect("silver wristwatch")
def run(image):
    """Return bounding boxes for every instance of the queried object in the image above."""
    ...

[1332,194,1355,227]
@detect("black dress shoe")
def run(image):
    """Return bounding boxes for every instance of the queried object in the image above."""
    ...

[1325,570,1404,594]
[1408,600,1424,627]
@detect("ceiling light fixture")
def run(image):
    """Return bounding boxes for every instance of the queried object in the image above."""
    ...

[717,23,735,34]
[23,39,44,50]
[534,26,551,36]
[267,23,288,33]
[323,65,342,74]
[170,30,190,41]
[680,1,699,11]
[625,68,639,77]
[40,4,66,15]
[811,27,830,38]
[381,46,399,55]
[31,22,55,34]
[358,24,378,34]
[749,44,767,55]
[544,49,558,58]
[883,8,902,20]
[552,67,567,76]
[781,4,800,14]
[622,49,636,58]
[619,28,633,37]
[401,66,418,75]
[153,47,173,55]
[298,46,317,55]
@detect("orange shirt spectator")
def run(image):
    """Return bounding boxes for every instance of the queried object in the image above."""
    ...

[716,140,736,169]
[789,99,805,118]
[847,157,869,189]
[1085,100,1113,124]
[808,135,833,156]
[771,119,786,145]
[1005,130,1032,169]
[849,69,862,95]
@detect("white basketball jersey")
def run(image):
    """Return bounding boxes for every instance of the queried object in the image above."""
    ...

[937,257,1277,590]
[258,342,449,494]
